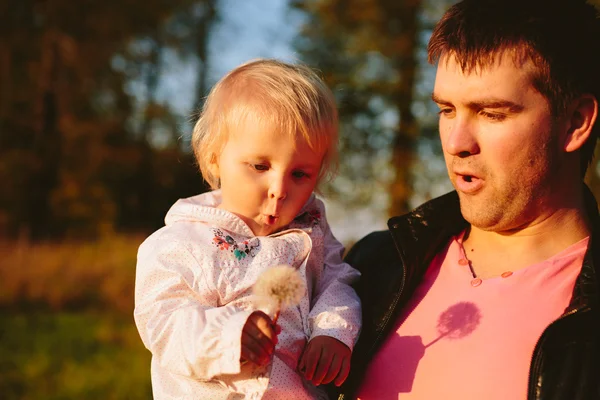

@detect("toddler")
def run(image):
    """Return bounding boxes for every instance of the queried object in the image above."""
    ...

[134,59,361,400]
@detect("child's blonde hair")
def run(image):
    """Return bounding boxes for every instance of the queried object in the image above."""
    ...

[192,58,339,190]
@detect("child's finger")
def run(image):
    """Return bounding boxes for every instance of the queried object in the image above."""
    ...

[321,354,342,385]
[297,350,306,373]
[247,312,278,345]
[311,350,334,385]
[241,312,278,365]
[302,346,321,381]
[334,357,351,387]
[241,332,270,365]
[240,342,261,365]
[258,314,278,341]
[247,322,276,352]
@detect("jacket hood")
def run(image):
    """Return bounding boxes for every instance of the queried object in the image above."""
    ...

[164,190,318,237]
[165,190,224,225]
[164,190,256,236]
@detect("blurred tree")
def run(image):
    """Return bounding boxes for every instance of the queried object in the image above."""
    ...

[293,0,453,217]
[115,0,219,234]
[0,0,216,239]
[191,0,218,109]
[579,0,600,203]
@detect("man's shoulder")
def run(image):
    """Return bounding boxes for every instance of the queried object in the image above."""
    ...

[352,229,394,248]
[344,230,397,270]
[344,191,464,272]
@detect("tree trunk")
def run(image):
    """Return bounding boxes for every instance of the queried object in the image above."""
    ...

[388,0,421,217]
[193,0,217,111]
[28,28,62,239]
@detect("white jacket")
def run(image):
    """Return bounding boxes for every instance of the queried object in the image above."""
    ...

[134,190,361,400]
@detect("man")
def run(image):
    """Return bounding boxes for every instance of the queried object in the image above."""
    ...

[334,0,600,399]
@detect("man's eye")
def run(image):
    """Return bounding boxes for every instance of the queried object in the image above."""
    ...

[437,107,454,116]
[253,164,269,171]
[480,111,506,121]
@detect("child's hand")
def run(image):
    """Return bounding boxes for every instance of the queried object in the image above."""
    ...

[240,311,279,366]
[297,335,351,387]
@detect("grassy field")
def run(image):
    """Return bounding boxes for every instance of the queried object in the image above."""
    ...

[0,235,152,399]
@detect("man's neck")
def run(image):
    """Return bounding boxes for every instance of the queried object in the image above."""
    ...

[462,207,591,279]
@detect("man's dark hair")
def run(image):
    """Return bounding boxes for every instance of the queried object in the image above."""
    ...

[428,0,600,174]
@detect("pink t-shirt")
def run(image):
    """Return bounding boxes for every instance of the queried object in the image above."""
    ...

[357,232,588,400]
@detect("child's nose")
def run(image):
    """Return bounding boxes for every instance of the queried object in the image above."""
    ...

[268,177,287,200]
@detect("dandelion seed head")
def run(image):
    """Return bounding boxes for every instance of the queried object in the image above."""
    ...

[254,264,305,308]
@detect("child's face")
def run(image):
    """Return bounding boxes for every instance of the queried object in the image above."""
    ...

[213,120,325,236]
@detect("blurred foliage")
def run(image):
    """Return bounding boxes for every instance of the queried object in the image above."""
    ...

[293,0,455,216]
[0,235,142,313]
[2,0,599,235]
[0,0,218,240]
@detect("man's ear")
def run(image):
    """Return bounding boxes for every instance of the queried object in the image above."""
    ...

[564,94,598,153]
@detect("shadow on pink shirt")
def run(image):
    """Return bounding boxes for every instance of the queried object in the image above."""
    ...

[371,302,482,394]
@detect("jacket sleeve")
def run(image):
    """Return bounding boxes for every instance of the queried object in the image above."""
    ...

[306,213,362,350]
[133,231,252,380]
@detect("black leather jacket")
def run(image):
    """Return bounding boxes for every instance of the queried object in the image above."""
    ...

[333,190,600,400]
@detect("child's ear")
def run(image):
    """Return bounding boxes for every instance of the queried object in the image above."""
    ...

[564,94,598,153]
[209,153,220,179]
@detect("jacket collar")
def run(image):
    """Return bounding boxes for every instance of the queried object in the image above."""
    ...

[388,187,600,310]
[387,191,466,286]
[571,186,600,310]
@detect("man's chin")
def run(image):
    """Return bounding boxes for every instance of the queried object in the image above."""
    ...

[459,199,490,226]
[459,205,507,232]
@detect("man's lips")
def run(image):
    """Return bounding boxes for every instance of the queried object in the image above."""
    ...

[453,168,479,179]
[453,171,483,194]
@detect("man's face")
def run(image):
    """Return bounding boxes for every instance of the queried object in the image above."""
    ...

[432,53,569,232]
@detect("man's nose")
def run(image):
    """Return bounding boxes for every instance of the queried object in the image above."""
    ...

[443,117,480,157]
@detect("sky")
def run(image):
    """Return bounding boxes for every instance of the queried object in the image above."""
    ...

[209,0,305,75]
[155,0,304,113]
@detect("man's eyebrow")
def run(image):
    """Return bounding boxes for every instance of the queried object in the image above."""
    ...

[431,93,524,112]
[431,93,448,104]
[468,99,524,112]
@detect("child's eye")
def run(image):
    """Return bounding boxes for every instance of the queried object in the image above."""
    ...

[292,170,309,179]
[252,164,269,171]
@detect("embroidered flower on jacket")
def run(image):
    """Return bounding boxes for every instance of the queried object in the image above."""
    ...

[211,229,260,260]
[294,209,321,227]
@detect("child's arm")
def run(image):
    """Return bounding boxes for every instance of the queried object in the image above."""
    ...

[307,213,362,349]
[299,206,362,386]
[134,235,272,380]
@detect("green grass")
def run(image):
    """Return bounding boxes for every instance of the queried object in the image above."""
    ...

[0,312,152,399]
[0,235,154,398]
